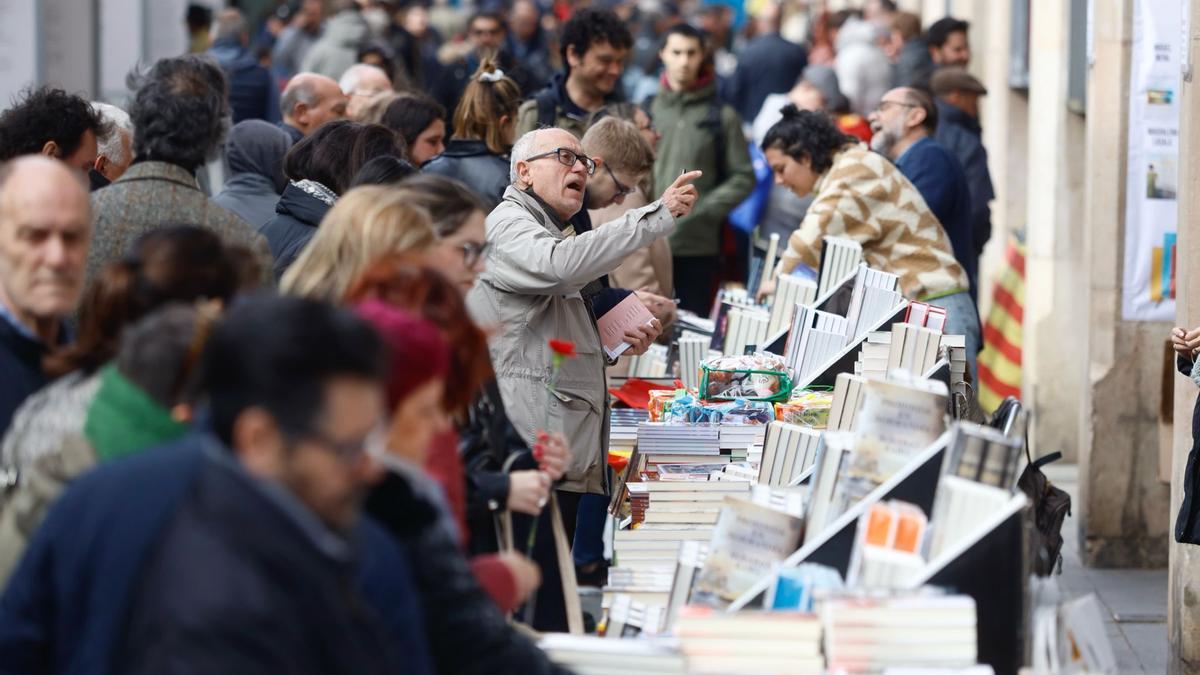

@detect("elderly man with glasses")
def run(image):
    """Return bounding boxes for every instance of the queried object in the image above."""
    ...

[467,127,697,603]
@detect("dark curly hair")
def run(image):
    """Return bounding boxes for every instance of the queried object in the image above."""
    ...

[283,120,404,194]
[560,8,632,74]
[761,105,855,174]
[0,87,105,162]
[126,55,230,172]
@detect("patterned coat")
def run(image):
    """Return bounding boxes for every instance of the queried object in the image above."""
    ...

[88,161,270,285]
[775,144,969,301]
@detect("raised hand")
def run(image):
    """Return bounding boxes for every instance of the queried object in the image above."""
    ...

[661,170,702,218]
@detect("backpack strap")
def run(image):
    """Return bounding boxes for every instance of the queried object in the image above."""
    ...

[535,89,558,129]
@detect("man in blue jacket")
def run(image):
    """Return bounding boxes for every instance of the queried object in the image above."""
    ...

[208,8,279,124]
[869,86,976,298]
[932,67,996,260]
[0,295,430,675]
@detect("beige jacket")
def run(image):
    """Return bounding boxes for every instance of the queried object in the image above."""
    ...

[776,145,968,300]
[468,186,675,493]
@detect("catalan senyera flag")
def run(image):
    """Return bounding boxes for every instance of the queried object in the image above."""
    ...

[977,236,1025,413]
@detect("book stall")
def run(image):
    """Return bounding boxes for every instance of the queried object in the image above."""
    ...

[538,237,1045,675]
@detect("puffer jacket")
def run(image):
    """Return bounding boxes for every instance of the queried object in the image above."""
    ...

[259,181,334,280]
[650,80,755,258]
[467,186,675,493]
[300,10,369,80]
[421,140,511,211]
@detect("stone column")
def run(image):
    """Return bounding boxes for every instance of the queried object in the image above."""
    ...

[1080,0,1171,569]
[1023,0,1087,464]
[1171,3,1200,670]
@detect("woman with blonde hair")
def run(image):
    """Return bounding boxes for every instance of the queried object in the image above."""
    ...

[280,185,437,301]
[422,57,522,209]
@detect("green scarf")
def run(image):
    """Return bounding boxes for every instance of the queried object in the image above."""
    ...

[84,365,188,463]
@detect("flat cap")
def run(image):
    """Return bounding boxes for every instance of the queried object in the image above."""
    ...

[930,67,988,96]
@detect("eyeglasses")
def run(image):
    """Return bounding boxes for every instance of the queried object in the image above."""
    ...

[305,423,388,464]
[877,100,918,113]
[525,147,597,176]
[458,240,490,267]
[604,163,635,198]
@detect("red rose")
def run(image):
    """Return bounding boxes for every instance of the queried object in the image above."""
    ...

[548,339,577,357]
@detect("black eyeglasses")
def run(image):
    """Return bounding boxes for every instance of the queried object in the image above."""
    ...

[458,240,490,267]
[525,147,597,176]
[304,423,387,464]
[604,163,635,198]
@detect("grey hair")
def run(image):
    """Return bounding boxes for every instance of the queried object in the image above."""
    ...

[338,64,387,95]
[280,78,319,120]
[509,129,543,183]
[214,9,249,42]
[91,102,133,166]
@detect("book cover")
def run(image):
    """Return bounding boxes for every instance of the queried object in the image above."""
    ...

[598,292,657,360]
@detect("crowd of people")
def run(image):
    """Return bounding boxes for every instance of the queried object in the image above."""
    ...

[0,0,997,672]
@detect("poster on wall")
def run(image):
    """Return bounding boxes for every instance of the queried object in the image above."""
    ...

[1122,0,1186,321]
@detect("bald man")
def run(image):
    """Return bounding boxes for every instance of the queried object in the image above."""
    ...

[339,64,393,120]
[278,73,349,142]
[0,156,91,435]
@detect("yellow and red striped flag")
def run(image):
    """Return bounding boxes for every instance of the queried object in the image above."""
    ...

[977,236,1025,412]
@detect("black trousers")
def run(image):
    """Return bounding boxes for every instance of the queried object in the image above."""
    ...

[511,489,582,632]
[673,255,719,315]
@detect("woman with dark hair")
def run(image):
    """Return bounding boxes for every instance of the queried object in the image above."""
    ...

[0,226,246,476]
[421,58,521,209]
[381,93,446,166]
[351,155,419,188]
[258,119,405,279]
[757,105,981,378]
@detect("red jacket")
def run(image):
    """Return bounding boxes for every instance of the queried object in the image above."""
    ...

[424,428,520,613]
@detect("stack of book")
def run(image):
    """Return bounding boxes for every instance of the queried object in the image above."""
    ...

[757,421,823,487]
[710,290,758,353]
[842,264,903,341]
[626,479,750,527]
[624,343,669,378]
[847,500,928,589]
[817,236,864,299]
[609,408,648,453]
[828,372,867,432]
[803,431,856,544]
[946,421,1024,489]
[821,593,979,672]
[674,606,824,674]
[636,422,721,457]
[904,300,948,331]
[538,634,686,675]
[784,305,849,380]
[717,424,767,452]
[766,274,819,337]
[722,306,771,357]
[691,497,805,607]
[927,475,1013,560]
[676,334,709,390]
[604,590,667,637]
[855,323,943,380]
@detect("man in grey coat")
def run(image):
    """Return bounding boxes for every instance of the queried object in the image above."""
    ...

[467,128,698,520]
[89,56,270,285]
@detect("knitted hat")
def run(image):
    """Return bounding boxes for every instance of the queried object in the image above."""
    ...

[355,299,450,410]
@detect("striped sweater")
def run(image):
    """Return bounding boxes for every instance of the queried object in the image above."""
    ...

[776,144,969,300]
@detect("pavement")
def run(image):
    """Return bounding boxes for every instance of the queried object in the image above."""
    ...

[1045,463,1168,674]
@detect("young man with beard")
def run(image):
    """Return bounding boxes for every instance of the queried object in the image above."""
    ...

[515,8,632,139]
[649,24,754,314]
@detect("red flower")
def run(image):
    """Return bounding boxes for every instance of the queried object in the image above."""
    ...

[548,339,577,357]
